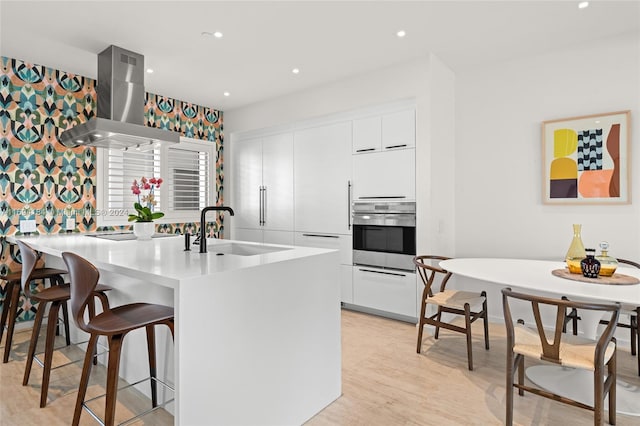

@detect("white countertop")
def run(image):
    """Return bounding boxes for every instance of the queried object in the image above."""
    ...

[10,233,336,289]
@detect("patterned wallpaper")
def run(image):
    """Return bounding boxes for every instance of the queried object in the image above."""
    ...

[0,56,224,321]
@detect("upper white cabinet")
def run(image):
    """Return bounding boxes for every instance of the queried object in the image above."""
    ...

[294,122,352,235]
[382,109,415,150]
[352,148,415,201]
[231,132,294,241]
[352,108,415,154]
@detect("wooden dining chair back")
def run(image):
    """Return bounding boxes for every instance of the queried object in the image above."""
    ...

[62,251,174,426]
[502,287,620,426]
[414,255,489,371]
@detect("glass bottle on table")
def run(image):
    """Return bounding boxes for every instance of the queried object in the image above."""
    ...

[565,224,586,274]
[595,241,618,277]
[581,248,601,278]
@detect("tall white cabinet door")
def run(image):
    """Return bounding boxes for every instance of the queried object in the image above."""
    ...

[262,133,294,231]
[294,122,352,235]
[232,137,262,229]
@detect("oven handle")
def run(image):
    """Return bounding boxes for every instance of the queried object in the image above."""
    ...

[358,268,407,277]
[302,233,340,239]
[357,196,406,199]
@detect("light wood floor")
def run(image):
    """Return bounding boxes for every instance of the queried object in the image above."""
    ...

[2,309,639,425]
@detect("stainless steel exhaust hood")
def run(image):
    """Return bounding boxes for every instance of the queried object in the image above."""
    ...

[60,45,180,149]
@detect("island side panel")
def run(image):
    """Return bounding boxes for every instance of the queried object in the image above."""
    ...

[177,250,341,426]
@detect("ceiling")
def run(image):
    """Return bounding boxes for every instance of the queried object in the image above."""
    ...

[1,1,639,111]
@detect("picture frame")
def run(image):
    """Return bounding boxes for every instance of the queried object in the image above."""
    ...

[542,110,631,205]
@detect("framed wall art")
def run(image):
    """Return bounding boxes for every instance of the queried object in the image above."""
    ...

[542,110,631,204]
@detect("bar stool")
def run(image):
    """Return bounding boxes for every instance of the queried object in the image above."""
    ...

[1,263,70,363]
[17,240,111,408]
[62,251,174,426]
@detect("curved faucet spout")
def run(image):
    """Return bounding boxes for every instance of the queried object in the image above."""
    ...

[199,206,235,253]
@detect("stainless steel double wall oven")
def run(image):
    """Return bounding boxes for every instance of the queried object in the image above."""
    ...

[352,201,416,272]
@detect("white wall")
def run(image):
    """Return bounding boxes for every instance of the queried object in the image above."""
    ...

[225,55,456,256]
[455,33,640,261]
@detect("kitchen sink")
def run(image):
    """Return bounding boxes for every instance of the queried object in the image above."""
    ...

[86,232,180,241]
[209,243,290,256]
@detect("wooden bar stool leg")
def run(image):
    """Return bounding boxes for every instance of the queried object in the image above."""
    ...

[53,276,72,347]
[2,281,19,363]
[464,303,473,371]
[0,281,15,345]
[40,301,61,407]
[146,325,158,407]
[73,334,99,426]
[105,334,125,426]
[23,300,47,385]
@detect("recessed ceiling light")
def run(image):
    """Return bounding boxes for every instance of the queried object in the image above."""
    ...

[224,92,230,97]
[292,68,300,74]
[213,31,223,38]
[146,68,154,74]
[396,30,406,38]
[578,1,589,9]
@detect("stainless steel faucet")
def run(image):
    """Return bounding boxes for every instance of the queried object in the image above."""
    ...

[199,206,235,253]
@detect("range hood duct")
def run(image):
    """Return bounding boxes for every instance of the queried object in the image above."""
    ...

[60,45,180,149]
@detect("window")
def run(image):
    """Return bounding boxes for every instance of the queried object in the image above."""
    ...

[97,137,216,226]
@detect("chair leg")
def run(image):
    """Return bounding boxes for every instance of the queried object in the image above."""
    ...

[23,299,47,385]
[608,348,617,426]
[505,351,515,426]
[2,281,19,363]
[594,363,604,426]
[636,307,640,376]
[434,306,443,340]
[464,303,473,371]
[517,355,525,396]
[0,281,15,346]
[105,334,124,426]
[482,290,489,350]
[416,288,428,354]
[630,313,637,356]
[572,309,579,336]
[73,333,99,426]
[40,301,61,408]
[146,325,158,407]
[416,320,425,354]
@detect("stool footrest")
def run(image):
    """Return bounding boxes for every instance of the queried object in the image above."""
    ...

[82,376,175,426]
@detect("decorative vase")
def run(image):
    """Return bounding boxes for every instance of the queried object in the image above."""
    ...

[133,222,155,240]
[595,241,618,277]
[565,224,586,274]
[580,248,601,278]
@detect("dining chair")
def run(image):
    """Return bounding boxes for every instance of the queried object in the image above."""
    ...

[17,240,111,408]
[502,287,620,426]
[62,251,174,426]
[413,255,489,371]
[563,258,640,375]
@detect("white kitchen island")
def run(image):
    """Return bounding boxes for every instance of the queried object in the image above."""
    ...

[12,233,342,426]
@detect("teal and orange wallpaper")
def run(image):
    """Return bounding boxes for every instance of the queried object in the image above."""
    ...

[0,56,223,321]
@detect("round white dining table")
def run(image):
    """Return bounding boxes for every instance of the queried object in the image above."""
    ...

[440,258,640,417]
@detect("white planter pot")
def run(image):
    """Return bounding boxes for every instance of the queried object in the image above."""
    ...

[133,222,155,240]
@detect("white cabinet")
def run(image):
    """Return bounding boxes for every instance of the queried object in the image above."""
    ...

[352,116,382,153]
[352,148,415,201]
[352,109,415,154]
[294,232,353,304]
[382,109,415,149]
[231,132,294,242]
[353,266,417,318]
[294,122,352,235]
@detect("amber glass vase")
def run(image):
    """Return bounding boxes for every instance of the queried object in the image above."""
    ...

[565,224,586,274]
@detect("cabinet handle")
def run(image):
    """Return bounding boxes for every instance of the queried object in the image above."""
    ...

[302,234,339,239]
[358,196,407,199]
[359,268,407,277]
[384,144,407,150]
[262,186,267,226]
[355,148,376,153]
[347,180,352,230]
[258,186,265,226]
